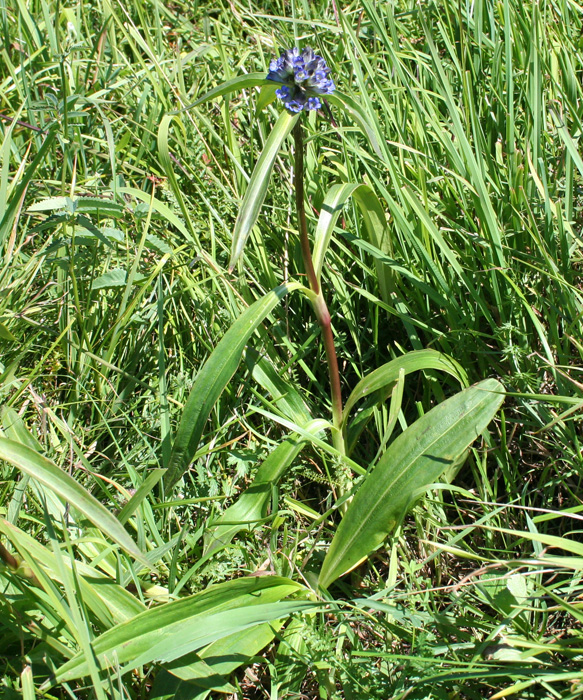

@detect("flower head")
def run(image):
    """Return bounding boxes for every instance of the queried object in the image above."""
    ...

[267,46,335,112]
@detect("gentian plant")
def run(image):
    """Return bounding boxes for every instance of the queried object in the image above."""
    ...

[269,48,344,456]
[164,45,505,591]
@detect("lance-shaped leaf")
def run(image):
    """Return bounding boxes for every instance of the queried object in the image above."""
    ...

[165,283,302,491]
[0,438,150,568]
[319,378,504,589]
[229,110,299,270]
[44,576,315,686]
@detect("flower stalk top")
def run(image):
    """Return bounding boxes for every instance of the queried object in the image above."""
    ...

[267,46,335,113]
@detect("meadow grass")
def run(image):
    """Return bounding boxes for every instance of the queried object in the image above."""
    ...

[1,0,583,698]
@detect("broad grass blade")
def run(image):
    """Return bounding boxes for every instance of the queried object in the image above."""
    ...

[0,439,150,568]
[165,283,302,491]
[319,378,504,589]
[229,110,299,270]
[21,665,35,700]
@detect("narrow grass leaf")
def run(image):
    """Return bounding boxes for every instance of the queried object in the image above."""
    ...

[326,92,386,160]
[117,469,167,525]
[0,438,149,568]
[313,182,395,300]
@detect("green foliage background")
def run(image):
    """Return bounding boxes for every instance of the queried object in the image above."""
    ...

[1,0,583,697]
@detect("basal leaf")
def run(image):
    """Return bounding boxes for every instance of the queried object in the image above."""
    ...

[319,378,504,588]
[46,576,313,685]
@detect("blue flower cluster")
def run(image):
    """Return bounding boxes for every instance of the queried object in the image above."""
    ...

[267,46,335,113]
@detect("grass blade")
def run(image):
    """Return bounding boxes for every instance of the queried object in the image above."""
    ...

[0,438,149,568]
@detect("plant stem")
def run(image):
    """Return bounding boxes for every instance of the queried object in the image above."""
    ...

[293,120,344,454]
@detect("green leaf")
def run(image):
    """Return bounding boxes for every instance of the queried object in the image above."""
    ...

[0,518,145,627]
[312,182,394,301]
[204,434,304,554]
[246,349,312,425]
[179,73,268,110]
[326,92,385,161]
[46,576,314,685]
[21,665,34,700]
[343,349,468,424]
[26,196,68,212]
[91,269,146,290]
[0,438,150,568]
[158,114,201,248]
[319,378,504,589]
[550,108,583,179]
[91,269,126,289]
[0,322,17,342]
[204,417,328,553]
[0,126,57,245]
[312,183,360,279]
[27,196,125,217]
[229,110,300,270]
[345,351,468,455]
[256,83,279,112]
[165,283,302,491]
[117,468,167,525]
[166,622,281,689]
